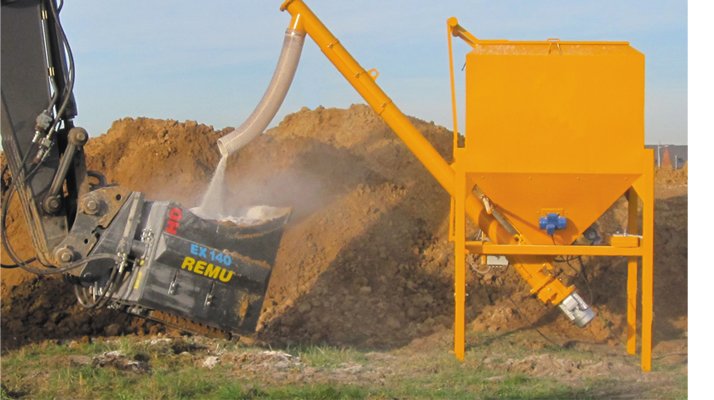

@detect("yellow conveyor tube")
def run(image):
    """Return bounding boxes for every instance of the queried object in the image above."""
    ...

[279,0,594,359]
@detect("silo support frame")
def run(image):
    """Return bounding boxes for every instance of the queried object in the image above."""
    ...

[628,150,655,371]
[280,0,655,372]
[454,150,655,372]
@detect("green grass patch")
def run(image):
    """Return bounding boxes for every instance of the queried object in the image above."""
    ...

[290,345,368,369]
[0,336,687,400]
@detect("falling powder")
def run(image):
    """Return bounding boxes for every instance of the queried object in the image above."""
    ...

[191,156,287,225]
[192,156,228,219]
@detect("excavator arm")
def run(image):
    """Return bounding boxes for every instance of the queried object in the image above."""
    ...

[1,0,290,336]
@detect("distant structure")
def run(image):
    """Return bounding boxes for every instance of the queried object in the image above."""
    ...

[661,146,673,169]
[647,144,687,169]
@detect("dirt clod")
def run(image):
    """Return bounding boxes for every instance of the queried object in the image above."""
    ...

[92,351,151,374]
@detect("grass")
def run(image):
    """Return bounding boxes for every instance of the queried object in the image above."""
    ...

[290,345,368,369]
[0,340,367,400]
[0,334,687,400]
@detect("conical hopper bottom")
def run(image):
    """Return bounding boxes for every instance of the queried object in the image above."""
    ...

[474,173,640,245]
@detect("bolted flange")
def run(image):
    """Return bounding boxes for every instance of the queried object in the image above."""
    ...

[68,127,89,146]
[54,246,74,264]
[42,195,62,214]
[82,196,100,215]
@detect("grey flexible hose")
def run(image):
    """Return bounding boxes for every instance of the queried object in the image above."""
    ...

[217,29,306,156]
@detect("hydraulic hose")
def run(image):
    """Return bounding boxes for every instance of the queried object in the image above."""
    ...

[217,27,306,157]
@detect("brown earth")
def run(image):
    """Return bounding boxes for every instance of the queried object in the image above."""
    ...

[1,105,688,357]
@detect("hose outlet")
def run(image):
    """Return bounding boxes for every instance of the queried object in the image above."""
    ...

[42,195,62,214]
[54,246,74,265]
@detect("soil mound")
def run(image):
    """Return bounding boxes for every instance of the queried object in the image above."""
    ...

[225,105,454,348]
[1,105,688,352]
[84,117,225,204]
[655,163,687,185]
[0,277,164,350]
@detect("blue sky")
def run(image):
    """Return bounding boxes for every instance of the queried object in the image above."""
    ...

[61,0,687,144]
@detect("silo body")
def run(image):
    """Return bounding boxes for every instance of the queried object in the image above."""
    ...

[464,40,645,244]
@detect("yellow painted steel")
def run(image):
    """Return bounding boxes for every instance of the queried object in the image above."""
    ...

[633,151,655,371]
[611,234,640,248]
[626,188,639,356]
[448,18,654,371]
[288,10,304,31]
[464,37,644,245]
[466,242,643,257]
[454,151,467,360]
[279,1,653,371]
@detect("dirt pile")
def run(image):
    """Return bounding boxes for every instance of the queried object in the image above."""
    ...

[83,117,225,204]
[0,276,165,350]
[655,163,688,185]
[223,105,455,348]
[2,105,688,353]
